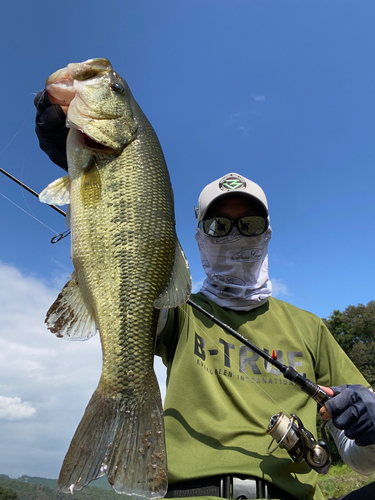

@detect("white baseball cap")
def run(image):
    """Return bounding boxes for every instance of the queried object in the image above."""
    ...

[195,172,268,222]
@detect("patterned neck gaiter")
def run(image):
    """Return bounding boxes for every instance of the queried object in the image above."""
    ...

[195,225,272,311]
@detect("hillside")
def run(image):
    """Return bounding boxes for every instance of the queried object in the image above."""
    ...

[0,475,118,500]
[14,475,112,491]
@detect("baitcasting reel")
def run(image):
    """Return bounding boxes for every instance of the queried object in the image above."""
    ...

[267,412,332,474]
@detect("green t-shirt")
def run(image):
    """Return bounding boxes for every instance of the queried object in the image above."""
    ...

[156,294,369,500]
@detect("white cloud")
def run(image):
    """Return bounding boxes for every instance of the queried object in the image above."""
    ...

[237,126,250,138]
[271,278,291,297]
[225,111,254,138]
[0,262,102,478]
[228,112,242,122]
[252,94,266,102]
[0,261,171,479]
[0,395,36,420]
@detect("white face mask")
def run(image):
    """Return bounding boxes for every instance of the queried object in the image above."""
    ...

[195,225,272,311]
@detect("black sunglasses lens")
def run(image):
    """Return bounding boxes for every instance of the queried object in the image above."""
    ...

[238,216,267,236]
[203,217,232,236]
[201,216,268,237]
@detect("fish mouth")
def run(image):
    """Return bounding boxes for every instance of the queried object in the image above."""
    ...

[45,58,113,109]
[46,59,122,153]
[79,130,114,152]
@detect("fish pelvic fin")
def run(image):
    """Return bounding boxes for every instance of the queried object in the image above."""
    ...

[154,239,192,309]
[57,375,167,498]
[45,271,98,340]
[39,175,71,206]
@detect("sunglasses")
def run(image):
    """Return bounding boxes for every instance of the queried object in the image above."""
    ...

[199,216,269,237]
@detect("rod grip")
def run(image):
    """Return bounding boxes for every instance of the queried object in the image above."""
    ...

[283,367,330,405]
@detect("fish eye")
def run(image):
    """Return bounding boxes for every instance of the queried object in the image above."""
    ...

[111,82,125,94]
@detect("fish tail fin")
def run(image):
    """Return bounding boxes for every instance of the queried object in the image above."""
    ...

[57,374,167,498]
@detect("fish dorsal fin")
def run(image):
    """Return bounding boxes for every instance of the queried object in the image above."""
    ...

[154,239,192,309]
[45,271,98,340]
[39,175,71,206]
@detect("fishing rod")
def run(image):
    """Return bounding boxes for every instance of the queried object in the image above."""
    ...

[5,167,332,472]
[0,167,70,243]
[2,167,329,405]
[0,167,66,217]
[186,298,330,406]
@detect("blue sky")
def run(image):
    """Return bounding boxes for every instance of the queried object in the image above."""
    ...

[0,0,374,481]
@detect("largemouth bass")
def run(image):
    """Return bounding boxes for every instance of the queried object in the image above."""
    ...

[39,58,191,497]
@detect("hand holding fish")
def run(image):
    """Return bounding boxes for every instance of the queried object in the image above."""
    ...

[34,90,69,170]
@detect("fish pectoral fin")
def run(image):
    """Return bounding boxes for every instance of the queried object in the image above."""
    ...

[154,239,192,309]
[39,175,71,206]
[45,271,98,340]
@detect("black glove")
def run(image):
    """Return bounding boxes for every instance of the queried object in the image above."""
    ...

[34,90,69,171]
[325,384,375,446]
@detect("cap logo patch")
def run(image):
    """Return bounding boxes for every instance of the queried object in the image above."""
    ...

[219,174,246,191]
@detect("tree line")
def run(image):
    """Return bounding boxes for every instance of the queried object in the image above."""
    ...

[0,476,119,500]
[323,300,375,386]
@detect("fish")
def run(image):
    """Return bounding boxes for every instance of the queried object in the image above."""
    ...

[39,58,191,497]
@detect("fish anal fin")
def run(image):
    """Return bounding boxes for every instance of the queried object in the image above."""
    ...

[46,271,97,340]
[39,175,70,206]
[57,373,167,498]
[154,239,192,309]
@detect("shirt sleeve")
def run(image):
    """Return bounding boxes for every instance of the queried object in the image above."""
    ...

[327,420,375,475]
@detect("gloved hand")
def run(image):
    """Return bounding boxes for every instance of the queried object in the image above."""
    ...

[34,90,69,171]
[322,384,375,446]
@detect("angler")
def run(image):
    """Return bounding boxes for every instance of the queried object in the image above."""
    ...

[35,69,375,500]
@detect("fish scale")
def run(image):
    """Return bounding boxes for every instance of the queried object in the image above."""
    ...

[39,58,191,498]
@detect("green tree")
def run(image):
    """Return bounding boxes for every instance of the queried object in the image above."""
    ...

[324,300,375,386]
[321,300,375,464]
[348,341,375,386]
[0,485,19,500]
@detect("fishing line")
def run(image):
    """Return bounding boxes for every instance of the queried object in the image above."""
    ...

[17,91,50,208]
[0,107,34,157]
[178,303,291,416]
[0,191,60,235]
[19,106,41,224]
[0,95,67,238]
